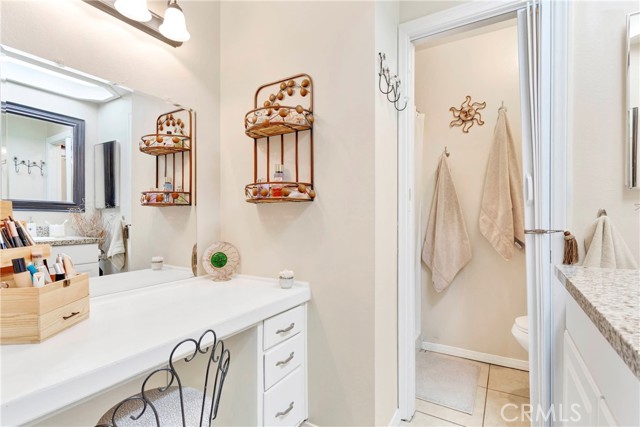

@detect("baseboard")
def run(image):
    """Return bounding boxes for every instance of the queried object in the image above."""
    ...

[388,408,401,426]
[421,341,529,371]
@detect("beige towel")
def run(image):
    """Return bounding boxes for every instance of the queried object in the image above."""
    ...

[583,215,638,269]
[106,218,126,271]
[479,109,525,260]
[422,154,472,292]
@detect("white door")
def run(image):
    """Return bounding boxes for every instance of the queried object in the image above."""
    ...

[398,0,569,422]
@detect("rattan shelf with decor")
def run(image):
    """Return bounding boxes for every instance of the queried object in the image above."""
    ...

[138,108,194,207]
[244,73,316,204]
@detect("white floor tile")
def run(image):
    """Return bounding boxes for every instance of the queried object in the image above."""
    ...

[401,411,463,427]
[487,365,530,398]
[482,389,530,427]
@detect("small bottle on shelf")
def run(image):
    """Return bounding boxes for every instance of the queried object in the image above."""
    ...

[272,164,284,197]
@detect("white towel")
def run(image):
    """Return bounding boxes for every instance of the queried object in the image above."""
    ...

[106,218,126,271]
[479,109,525,260]
[422,154,472,292]
[583,215,638,269]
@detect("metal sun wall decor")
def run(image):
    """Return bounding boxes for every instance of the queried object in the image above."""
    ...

[449,96,486,133]
[378,52,407,112]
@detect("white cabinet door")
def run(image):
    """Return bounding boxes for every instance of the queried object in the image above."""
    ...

[597,398,618,427]
[563,332,599,427]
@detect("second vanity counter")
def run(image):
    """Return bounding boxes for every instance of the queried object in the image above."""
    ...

[555,265,639,379]
[0,274,311,426]
[33,236,100,246]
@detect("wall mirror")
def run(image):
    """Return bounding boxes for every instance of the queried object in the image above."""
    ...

[95,140,119,209]
[1,101,85,211]
[0,45,197,290]
[627,11,639,189]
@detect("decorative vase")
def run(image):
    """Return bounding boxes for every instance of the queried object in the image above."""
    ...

[279,277,294,289]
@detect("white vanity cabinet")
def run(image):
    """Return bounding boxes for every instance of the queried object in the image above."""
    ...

[47,243,100,277]
[259,304,308,427]
[562,296,639,427]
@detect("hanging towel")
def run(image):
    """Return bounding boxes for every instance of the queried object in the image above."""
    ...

[422,154,472,292]
[479,109,525,260]
[106,217,126,271]
[583,215,638,269]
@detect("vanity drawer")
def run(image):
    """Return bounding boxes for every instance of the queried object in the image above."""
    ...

[264,332,304,390]
[40,297,90,341]
[263,305,304,350]
[263,366,305,427]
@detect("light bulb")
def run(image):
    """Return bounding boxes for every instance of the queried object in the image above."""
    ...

[114,0,152,22]
[159,1,190,42]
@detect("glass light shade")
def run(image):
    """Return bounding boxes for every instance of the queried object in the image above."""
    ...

[114,0,152,22]
[159,3,191,42]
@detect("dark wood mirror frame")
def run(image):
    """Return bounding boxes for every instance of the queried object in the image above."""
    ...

[1,101,85,212]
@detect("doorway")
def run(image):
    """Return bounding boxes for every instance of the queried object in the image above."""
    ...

[397,1,570,426]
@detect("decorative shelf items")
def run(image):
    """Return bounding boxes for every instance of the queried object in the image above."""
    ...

[139,108,194,206]
[244,74,316,204]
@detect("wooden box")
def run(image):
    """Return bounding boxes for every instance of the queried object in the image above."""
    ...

[0,273,90,344]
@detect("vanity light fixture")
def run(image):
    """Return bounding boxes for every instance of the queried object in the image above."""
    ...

[114,0,151,22]
[82,0,184,48]
[159,0,191,42]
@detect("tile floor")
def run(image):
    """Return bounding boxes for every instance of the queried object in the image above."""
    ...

[402,352,531,427]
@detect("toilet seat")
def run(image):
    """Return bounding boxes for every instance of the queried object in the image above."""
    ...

[514,316,528,333]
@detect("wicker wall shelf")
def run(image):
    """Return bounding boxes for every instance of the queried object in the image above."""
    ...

[244,74,315,204]
[139,109,194,207]
[139,136,190,156]
[140,191,191,206]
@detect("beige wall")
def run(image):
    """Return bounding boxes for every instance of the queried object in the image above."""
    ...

[569,0,640,261]
[0,0,221,269]
[375,1,400,425]
[415,22,528,362]
[219,2,379,425]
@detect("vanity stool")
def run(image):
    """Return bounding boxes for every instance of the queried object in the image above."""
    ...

[96,330,230,427]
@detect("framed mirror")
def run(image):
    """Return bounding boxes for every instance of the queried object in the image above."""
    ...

[627,11,639,189]
[1,101,85,211]
[94,140,119,209]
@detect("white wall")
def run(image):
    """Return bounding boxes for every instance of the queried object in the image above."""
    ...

[1,0,220,270]
[415,22,528,361]
[399,0,470,23]
[219,2,380,425]
[569,0,640,261]
[5,114,48,200]
[374,1,400,425]
[129,92,196,270]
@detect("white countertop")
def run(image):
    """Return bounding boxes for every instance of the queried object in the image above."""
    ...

[0,275,311,426]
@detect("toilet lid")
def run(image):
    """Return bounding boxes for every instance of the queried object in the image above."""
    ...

[515,316,528,333]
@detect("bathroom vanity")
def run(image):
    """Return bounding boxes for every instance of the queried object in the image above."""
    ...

[555,266,639,427]
[0,275,311,426]
[33,236,100,276]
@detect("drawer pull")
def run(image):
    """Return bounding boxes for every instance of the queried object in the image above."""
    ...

[276,323,295,334]
[275,401,294,418]
[63,311,80,320]
[276,352,295,367]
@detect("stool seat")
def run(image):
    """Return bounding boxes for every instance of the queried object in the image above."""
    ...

[98,386,213,427]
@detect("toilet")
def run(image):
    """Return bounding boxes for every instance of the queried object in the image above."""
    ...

[511,316,529,352]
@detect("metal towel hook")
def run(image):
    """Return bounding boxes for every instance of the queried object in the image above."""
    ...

[597,208,607,217]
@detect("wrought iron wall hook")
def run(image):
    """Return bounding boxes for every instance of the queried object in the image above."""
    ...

[378,52,408,112]
[13,157,27,173]
[28,160,45,176]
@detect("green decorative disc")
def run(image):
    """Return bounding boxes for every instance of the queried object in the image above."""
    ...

[210,252,228,268]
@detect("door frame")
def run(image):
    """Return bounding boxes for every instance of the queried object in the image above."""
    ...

[397,0,569,423]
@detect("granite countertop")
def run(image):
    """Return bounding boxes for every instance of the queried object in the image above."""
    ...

[32,236,100,246]
[555,265,640,379]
